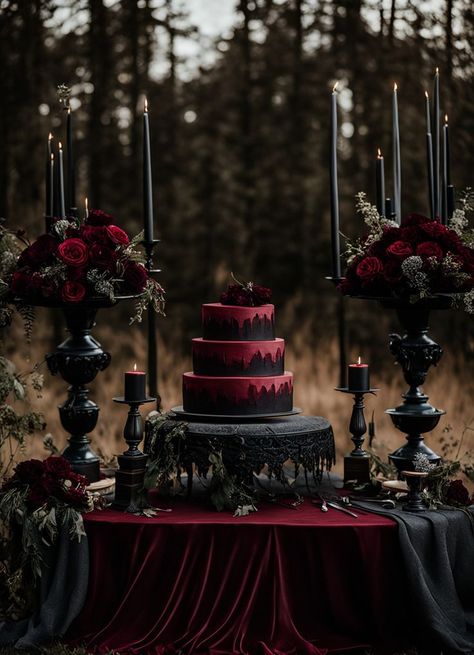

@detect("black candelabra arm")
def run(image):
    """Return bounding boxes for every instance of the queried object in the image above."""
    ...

[142,238,161,410]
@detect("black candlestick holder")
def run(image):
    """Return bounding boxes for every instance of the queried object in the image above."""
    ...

[336,387,378,484]
[113,395,156,512]
[401,470,429,512]
[143,238,161,410]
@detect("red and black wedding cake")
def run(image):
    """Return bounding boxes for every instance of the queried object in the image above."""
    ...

[182,281,293,416]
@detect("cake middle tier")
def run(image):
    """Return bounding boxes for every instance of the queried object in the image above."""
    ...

[183,372,293,416]
[192,338,285,376]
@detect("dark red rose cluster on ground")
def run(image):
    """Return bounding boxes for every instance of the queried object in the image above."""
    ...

[9,209,149,303]
[220,282,272,306]
[339,214,474,298]
[2,456,89,511]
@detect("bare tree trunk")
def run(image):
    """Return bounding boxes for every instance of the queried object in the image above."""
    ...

[389,0,396,44]
[446,0,453,79]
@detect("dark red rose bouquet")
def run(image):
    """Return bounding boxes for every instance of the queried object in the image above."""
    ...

[339,193,474,311]
[8,209,165,323]
[220,274,272,307]
[0,456,100,578]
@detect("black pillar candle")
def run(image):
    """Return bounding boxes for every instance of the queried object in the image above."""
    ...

[124,364,147,402]
[385,197,394,220]
[348,357,370,391]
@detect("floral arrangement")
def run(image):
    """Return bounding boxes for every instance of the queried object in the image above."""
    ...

[6,209,165,323]
[220,274,272,307]
[0,456,97,616]
[339,192,474,310]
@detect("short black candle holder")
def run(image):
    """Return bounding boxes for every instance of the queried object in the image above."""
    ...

[113,395,156,512]
[401,470,428,512]
[336,387,378,484]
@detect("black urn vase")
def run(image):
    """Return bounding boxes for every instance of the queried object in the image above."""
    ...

[46,304,111,482]
[381,296,452,473]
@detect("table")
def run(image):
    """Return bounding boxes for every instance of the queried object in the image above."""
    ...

[67,498,416,654]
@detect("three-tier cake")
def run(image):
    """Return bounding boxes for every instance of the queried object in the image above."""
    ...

[182,299,294,416]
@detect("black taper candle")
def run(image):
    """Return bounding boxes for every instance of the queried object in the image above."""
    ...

[376,149,385,216]
[58,142,66,219]
[385,197,393,220]
[45,133,53,220]
[67,106,76,214]
[447,185,456,220]
[442,117,448,225]
[392,83,401,224]
[330,83,341,279]
[433,68,440,218]
[426,132,435,219]
[143,98,154,245]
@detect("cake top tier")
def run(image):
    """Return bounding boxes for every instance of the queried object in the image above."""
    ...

[202,303,275,341]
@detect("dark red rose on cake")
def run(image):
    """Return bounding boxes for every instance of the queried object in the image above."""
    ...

[387,241,413,258]
[106,225,129,246]
[220,281,272,306]
[58,238,89,267]
[123,262,148,292]
[416,241,444,260]
[86,208,115,227]
[61,280,86,303]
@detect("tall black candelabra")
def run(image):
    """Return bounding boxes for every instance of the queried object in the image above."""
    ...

[45,303,111,483]
[143,238,161,410]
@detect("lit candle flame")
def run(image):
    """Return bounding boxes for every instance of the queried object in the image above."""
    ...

[133,363,137,372]
[435,67,439,75]
[332,82,338,93]
[444,114,448,124]
[50,153,54,161]
[48,132,53,141]
[85,197,89,218]
[377,148,382,158]
[357,356,361,365]
[67,106,71,115]
[425,90,429,99]
[59,141,63,151]
[393,82,398,92]
[144,97,148,112]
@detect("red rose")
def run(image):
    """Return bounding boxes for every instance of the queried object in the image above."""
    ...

[401,213,430,227]
[445,479,472,506]
[13,459,45,483]
[26,484,50,510]
[421,220,445,238]
[106,225,129,246]
[90,243,117,272]
[58,238,89,267]
[10,271,31,297]
[123,262,148,292]
[80,225,108,245]
[61,280,86,303]
[43,456,73,479]
[383,259,402,283]
[460,246,474,274]
[441,230,462,253]
[356,256,383,281]
[18,234,58,267]
[416,241,444,260]
[86,209,115,226]
[386,241,413,258]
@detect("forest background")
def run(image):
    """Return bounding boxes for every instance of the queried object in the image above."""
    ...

[1,0,473,472]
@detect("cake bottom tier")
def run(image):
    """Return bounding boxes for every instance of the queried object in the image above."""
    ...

[182,372,293,416]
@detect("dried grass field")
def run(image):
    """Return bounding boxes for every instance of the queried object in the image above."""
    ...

[3,301,473,481]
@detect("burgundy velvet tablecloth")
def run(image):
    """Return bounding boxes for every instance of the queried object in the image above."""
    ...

[68,500,414,655]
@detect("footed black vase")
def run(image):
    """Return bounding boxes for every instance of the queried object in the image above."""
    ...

[381,296,452,473]
[45,304,111,482]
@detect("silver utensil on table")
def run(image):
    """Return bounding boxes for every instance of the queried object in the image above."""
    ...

[342,496,396,510]
[325,501,359,518]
